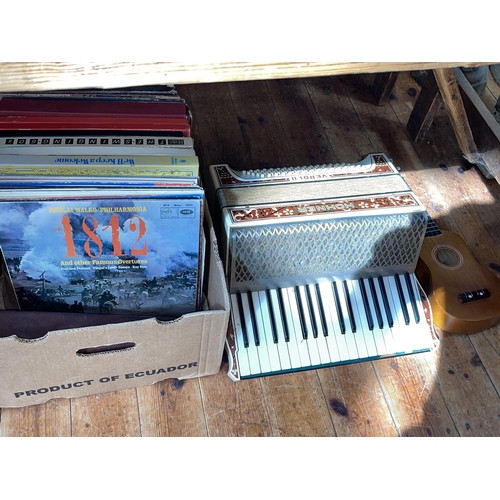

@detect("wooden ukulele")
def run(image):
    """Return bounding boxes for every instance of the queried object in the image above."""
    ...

[415,217,500,334]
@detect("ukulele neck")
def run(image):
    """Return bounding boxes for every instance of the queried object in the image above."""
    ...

[425,214,442,238]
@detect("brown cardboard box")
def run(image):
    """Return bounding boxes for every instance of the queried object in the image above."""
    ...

[0,214,230,408]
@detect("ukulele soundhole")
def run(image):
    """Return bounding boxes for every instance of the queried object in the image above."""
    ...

[431,244,464,270]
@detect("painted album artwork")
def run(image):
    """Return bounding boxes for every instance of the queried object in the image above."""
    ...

[0,192,204,318]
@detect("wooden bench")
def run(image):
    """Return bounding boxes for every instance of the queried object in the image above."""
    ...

[0,62,485,91]
[1,62,497,181]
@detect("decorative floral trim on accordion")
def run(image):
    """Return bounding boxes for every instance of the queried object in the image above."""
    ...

[416,278,440,349]
[229,193,419,223]
[226,320,240,381]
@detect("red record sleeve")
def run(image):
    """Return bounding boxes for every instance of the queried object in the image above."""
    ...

[0,98,191,122]
[0,115,191,135]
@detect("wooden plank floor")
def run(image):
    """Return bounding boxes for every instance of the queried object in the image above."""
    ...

[1,70,500,437]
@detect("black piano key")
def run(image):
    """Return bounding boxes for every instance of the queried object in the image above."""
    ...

[246,292,260,346]
[331,281,346,335]
[394,275,410,325]
[368,277,384,329]
[359,279,374,331]
[266,290,278,344]
[305,285,319,338]
[236,292,249,348]
[377,277,394,328]
[342,280,357,334]
[294,286,308,340]
[315,283,329,337]
[404,273,420,324]
[277,288,290,342]
[266,289,279,343]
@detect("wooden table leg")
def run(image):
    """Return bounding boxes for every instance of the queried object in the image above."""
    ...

[406,71,442,142]
[372,72,400,105]
[407,68,481,159]
[433,67,481,165]
[454,68,500,181]
[377,67,498,182]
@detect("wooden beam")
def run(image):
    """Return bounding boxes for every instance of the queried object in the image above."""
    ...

[433,67,481,165]
[0,62,491,92]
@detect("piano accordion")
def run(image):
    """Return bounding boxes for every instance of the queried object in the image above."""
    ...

[207,153,438,380]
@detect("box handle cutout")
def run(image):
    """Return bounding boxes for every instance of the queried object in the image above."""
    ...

[76,342,136,356]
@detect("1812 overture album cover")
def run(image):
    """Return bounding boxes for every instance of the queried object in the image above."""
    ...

[0,188,204,318]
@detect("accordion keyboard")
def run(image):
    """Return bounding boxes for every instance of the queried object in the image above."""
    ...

[227,273,436,380]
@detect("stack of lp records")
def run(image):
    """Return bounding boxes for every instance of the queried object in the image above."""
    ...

[0,86,206,322]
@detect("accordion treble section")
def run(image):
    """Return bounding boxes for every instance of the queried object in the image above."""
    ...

[208,154,428,294]
[206,153,437,381]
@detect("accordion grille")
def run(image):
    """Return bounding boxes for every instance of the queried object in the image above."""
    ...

[229,212,427,285]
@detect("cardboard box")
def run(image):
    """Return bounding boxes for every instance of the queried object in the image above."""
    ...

[0,212,230,408]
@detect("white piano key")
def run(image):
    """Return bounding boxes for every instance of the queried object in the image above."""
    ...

[394,274,411,325]
[406,273,435,351]
[383,276,412,354]
[279,288,303,369]
[313,283,329,337]
[295,285,312,339]
[303,285,321,339]
[359,279,375,330]
[367,277,385,329]
[283,287,312,368]
[395,274,422,354]
[267,288,292,371]
[330,281,347,335]
[348,280,378,358]
[255,290,284,373]
[316,281,345,362]
[404,273,420,324]
[401,274,429,352]
[341,281,357,333]
[371,278,397,355]
[308,284,333,365]
[376,276,394,328]
[334,281,361,361]
[240,292,263,375]
[249,291,273,375]
[230,294,251,378]
[296,285,323,366]
[264,289,279,344]
[344,280,371,359]
[363,278,389,356]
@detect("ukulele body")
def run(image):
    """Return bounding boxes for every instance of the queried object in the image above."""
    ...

[416,229,500,334]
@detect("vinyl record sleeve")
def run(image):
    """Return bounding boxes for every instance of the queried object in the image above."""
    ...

[0,188,204,318]
[0,97,190,121]
[0,134,195,155]
[0,115,191,135]
[0,154,199,179]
